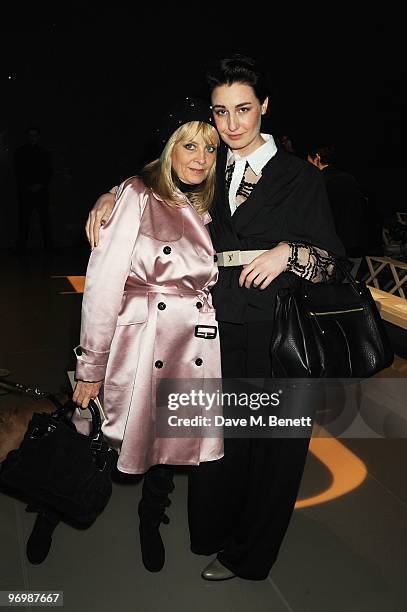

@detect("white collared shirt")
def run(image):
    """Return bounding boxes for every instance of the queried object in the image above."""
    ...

[226,133,278,215]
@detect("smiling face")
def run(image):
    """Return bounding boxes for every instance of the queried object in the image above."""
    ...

[171,125,217,185]
[211,82,268,156]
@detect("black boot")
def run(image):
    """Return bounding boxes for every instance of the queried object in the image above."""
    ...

[138,466,174,572]
[26,507,60,564]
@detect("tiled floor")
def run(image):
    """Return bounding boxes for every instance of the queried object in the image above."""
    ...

[1,248,407,611]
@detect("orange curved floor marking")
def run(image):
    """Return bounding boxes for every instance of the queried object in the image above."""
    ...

[66,276,86,293]
[295,436,368,509]
[52,275,86,294]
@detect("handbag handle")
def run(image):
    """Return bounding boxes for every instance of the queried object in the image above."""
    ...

[0,378,105,455]
[334,259,363,295]
[50,399,106,467]
[86,400,103,446]
[50,398,102,441]
[5,380,105,445]
[295,258,363,299]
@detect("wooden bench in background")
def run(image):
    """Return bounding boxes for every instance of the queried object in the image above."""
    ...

[369,286,407,331]
[364,256,407,330]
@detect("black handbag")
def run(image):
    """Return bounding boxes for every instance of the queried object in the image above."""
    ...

[0,395,117,528]
[270,262,394,378]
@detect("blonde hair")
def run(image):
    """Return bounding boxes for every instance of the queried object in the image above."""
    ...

[141,121,219,216]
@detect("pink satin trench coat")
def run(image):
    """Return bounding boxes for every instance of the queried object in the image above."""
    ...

[74,177,223,474]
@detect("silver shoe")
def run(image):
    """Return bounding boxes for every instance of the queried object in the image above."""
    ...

[201,558,236,581]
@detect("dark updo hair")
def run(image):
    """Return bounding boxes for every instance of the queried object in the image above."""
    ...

[206,54,270,104]
[307,144,336,165]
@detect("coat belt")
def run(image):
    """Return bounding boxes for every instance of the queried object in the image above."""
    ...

[123,283,213,312]
[216,249,268,267]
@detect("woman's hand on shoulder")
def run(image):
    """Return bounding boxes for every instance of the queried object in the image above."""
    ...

[73,380,103,409]
[239,243,290,290]
[86,192,116,249]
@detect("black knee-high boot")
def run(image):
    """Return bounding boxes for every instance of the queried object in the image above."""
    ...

[25,505,60,564]
[138,465,174,572]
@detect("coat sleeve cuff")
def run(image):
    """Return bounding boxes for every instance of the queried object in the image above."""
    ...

[73,345,108,382]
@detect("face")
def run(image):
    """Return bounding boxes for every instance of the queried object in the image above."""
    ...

[171,129,216,185]
[28,129,39,145]
[211,83,268,156]
[280,135,295,153]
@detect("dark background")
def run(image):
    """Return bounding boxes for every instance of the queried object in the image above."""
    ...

[0,9,405,248]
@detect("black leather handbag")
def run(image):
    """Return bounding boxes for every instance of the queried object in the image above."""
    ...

[0,397,117,528]
[271,263,394,378]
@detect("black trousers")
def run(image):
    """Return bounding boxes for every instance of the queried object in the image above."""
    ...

[188,320,312,580]
[17,191,53,250]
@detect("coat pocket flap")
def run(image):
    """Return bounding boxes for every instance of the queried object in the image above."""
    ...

[117,292,148,325]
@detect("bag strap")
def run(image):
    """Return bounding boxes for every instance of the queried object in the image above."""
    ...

[0,378,51,399]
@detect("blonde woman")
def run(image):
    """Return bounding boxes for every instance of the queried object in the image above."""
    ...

[73,98,222,572]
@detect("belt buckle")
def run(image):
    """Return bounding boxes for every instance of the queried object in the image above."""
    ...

[195,325,217,340]
[221,250,241,266]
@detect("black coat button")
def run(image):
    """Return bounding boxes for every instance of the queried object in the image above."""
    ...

[158,302,166,310]
[163,246,171,255]
[155,360,163,368]
[75,347,83,356]
[195,358,203,366]
[214,254,218,262]
[196,302,203,309]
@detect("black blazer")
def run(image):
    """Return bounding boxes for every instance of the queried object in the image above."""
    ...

[209,145,344,323]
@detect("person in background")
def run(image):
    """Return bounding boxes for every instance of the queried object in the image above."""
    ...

[307,144,368,277]
[14,127,54,252]
[275,133,297,154]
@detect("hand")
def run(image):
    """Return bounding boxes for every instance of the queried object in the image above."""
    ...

[239,243,290,290]
[86,193,116,249]
[73,380,103,409]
